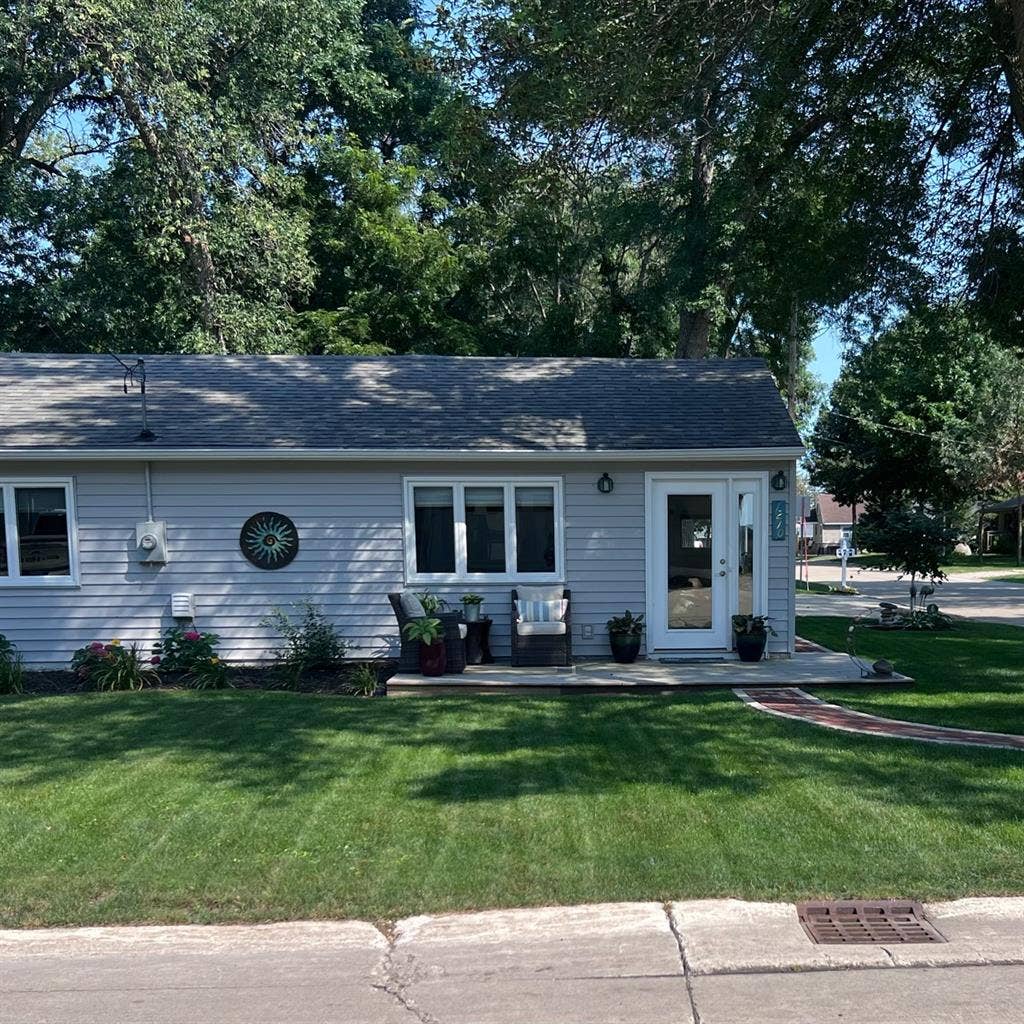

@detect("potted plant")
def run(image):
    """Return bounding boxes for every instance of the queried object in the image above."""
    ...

[402,617,446,676]
[731,614,777,662]
[416,591,448,614]
[461,593,484,622]
[606,610,644,664]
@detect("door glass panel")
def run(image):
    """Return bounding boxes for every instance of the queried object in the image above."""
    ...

[738,492,755,617]
[666,494,712,629]
[465,486,506,573]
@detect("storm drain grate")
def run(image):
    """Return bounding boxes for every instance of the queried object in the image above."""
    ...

[796,901,947,945]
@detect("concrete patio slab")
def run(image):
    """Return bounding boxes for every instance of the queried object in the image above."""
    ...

[389,651,912,695]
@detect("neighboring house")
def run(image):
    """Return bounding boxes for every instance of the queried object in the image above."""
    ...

[0,354,803,666]
[981,496,1023,554]
[811,493,856,555]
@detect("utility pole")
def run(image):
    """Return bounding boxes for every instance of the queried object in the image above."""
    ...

[787,296,799,421]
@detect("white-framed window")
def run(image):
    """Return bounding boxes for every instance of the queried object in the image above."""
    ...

[0,479,80,587]
[403,477,564,584]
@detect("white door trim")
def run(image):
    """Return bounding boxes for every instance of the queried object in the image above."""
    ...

[644,471,769,653]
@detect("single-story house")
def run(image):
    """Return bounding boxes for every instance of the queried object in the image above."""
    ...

[810,493,856,554]
[0,354,803,667]
[981,496,1023,554]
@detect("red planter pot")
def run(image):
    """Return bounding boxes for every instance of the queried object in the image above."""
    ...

[419,640,447,677]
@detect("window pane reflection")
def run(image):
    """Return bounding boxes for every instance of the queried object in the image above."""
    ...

[667,494,712,629]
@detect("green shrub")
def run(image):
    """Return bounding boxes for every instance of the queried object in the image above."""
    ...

[262,601,349,684]
[152,625,229,689]
[71,640,158,691]
[0,633,23,695]
[346,663,379,696]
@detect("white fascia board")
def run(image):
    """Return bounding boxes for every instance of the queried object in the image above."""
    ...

[0,446,806,462]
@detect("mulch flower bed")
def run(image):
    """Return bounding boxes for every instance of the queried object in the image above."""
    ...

[13,662,397,697]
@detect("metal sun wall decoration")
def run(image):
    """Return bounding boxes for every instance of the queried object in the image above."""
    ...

[240,512,299,569]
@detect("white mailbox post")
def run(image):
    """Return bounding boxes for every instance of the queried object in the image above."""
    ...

[837,545,856,589]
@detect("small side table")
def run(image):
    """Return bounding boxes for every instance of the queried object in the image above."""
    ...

[464,617,494,665]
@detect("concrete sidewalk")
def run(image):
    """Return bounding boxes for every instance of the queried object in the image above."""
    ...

[3,898,1024,1023]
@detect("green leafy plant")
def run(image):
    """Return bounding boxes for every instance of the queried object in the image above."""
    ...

[402,617,443,645]
[0,633,23,695]
[262,601,349,684]
[416,591,448,614]
[152,625,229,689]
[71,640,159,691]
[607,610,644,636]
[461,593,483,606]
[732,614,777,636]
[346,663,380,696]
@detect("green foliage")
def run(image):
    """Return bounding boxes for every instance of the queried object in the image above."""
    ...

[855,509,958,585]
[416,592,447,614]
[152,625,228,690]
[606,610,644,636]
[0,634,23,695]
[345,663,380,697]
[810,308,1011,510]
[898,608,955,632]
[731,615,777,637]
[71,640,158,692]
[402,617,443,645]
[461,593,483,605]
[263,602,350,683]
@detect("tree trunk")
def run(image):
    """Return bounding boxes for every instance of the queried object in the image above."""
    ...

[678,308,714,358]
[990,0,1024,138]
[977,508,986,564]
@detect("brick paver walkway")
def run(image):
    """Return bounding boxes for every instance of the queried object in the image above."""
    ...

[736,687,1024,752]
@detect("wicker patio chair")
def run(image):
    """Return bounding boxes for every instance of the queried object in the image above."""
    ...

[388,593,467,674]
[510,588,572,667]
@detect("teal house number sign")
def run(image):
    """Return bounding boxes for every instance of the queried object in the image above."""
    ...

[770,500,787,541]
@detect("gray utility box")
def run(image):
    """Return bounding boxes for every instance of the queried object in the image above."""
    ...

[135,520,169,564]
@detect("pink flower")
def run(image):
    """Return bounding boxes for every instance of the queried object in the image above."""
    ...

[183,630,201,641]
[151,656,162,665]
[89,641,104,653]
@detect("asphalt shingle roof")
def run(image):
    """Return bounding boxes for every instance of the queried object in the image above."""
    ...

[0,354,803,453]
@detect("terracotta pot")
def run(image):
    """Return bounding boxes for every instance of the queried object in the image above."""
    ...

[609,633,642,664]
[419,639,447,676]
[735,630,767,663]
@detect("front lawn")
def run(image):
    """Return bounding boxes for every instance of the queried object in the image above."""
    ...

[799,615,1024,734]
[850,552,1022,575]
[2,688,1023,927]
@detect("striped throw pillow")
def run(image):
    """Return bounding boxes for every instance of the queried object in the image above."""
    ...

[516,598,567,623]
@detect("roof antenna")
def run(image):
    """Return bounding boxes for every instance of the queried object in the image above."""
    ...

[109,354,156,441]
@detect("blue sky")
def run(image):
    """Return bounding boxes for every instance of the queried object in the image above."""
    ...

[810,325,844,395]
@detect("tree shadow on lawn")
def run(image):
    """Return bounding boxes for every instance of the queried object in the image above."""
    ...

[0,690,1021,829]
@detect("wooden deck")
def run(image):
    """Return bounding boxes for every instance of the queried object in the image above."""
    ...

[387,651,914,696]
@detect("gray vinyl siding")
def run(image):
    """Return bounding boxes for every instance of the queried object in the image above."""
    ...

[0,458,794,666]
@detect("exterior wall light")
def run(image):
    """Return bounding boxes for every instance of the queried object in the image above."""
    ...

[597,472,614,494]
[771,470,788,492]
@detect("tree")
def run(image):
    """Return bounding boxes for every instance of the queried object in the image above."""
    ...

[809,307,1007,512]
[1,0,366,353]
[440,0,946,359]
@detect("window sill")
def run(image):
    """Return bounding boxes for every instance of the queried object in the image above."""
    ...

[0,578,81,589]
[407,573,564,586]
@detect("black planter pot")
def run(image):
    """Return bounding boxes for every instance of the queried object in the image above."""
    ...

[734,630,768,663]
[609,633,642,664]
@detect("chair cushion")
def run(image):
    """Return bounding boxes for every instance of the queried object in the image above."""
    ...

[400,591,427,619]
[516,598,568,623]
[516,620,567,637]
[516,584,564,605]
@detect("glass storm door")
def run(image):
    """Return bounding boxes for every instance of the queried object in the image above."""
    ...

[649,480,730,651]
